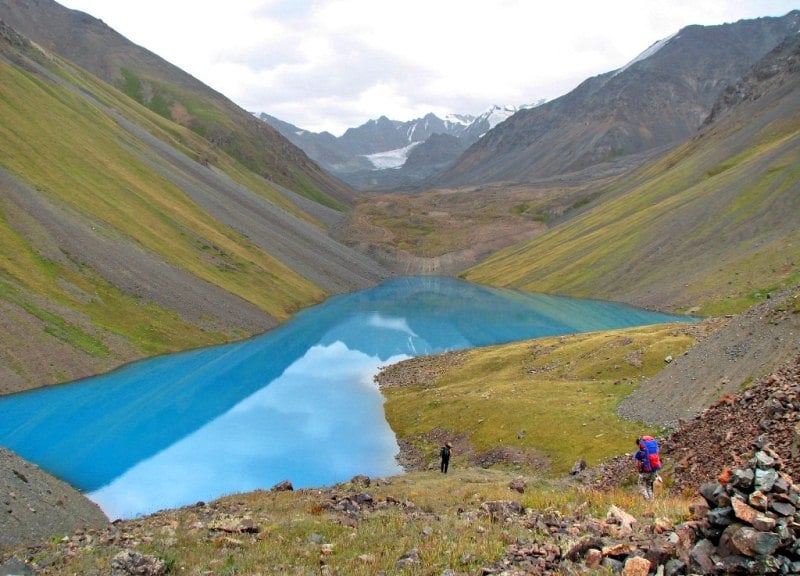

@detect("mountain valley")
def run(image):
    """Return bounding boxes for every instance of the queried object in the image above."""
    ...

[0,2,799,574]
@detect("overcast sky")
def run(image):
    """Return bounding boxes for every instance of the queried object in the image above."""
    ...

[61,0,797,136]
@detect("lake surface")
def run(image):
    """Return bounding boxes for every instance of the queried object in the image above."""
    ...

[0,277,692,518]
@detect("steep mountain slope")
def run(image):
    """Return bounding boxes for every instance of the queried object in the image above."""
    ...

[437,12,800,187]
[0,21,388,393]
[464,33,800,316]
[0,447,108,549]
[0,0,353,209]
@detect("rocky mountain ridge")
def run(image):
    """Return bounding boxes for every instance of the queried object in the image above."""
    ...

[435,11,800,187]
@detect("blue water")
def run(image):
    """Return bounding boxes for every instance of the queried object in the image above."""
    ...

[0,277,692,518]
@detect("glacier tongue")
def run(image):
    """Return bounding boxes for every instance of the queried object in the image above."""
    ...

[363,142,421,170]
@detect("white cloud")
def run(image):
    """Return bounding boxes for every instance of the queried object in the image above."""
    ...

[61,0,799,135]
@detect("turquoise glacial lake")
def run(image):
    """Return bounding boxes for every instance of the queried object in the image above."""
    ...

[0,277,692,518]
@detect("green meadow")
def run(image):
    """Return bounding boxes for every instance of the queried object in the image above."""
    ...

[383,324,694,476]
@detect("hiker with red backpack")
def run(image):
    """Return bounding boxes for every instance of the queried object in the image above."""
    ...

[634,436,662,500]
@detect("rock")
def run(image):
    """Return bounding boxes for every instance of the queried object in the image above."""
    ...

[755,450,777,469]
[211,517,258,533]
[602,557,624,574]
[769,500,795,516]
[688,499,710,519]
[663,559,686,576]
[565,537,604,561]
[396,548,421,568]
[584,548,603,568]
[717,555,766,574]
[731,468,754,490]
[0,558,35,576]
[755,468,778,492]
[570,459,587,475]
[751,515,777,531]
[607,505,637,535]
[271,479,294,492]
[350,475,370,487]
[726,524,781,556]
[707,506,734,526]
[699,481,722,506]
[479,500,523,521]
[752,434,770,450]
[508,476,526,493]
[674,522,700,556]
[602,542,635,557]
[644,543,673,568]
[772,475,790,494]
[748,490,769,510]
[354,492,374,505]
[622,555,650,576]
[110,550,167,576]
[689,539,717,575]
[731,495,759,524]
[357,554,375,564]
[654,517,674,533]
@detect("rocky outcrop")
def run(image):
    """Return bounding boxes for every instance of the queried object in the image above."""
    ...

[666,354,800,495]
[484,448,800,575]
[685,447,800,574]
[110,550,166,576]
[585,353,800,496]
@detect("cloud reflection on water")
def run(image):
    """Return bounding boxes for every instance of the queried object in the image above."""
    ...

[90,341,407,519]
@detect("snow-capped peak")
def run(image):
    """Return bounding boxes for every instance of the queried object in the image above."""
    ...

[482,104,518,129]
[613,32,678,77]
[444,113,475,127]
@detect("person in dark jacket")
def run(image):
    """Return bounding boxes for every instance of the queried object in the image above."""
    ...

[440,442,453,473]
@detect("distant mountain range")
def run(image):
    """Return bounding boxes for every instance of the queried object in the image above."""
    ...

[263,13,799,192]
[259,104,536,191]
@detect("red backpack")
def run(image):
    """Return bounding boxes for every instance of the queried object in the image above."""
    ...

[639,436,661,472]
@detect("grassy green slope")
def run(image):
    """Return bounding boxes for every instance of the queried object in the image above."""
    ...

[50,52,323,225]
[0,0,352,211]
[464,95,800,316]
[0,61,325,319]
[382,324,695,476]
[116,67,349,211]
[0,43,332,390]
